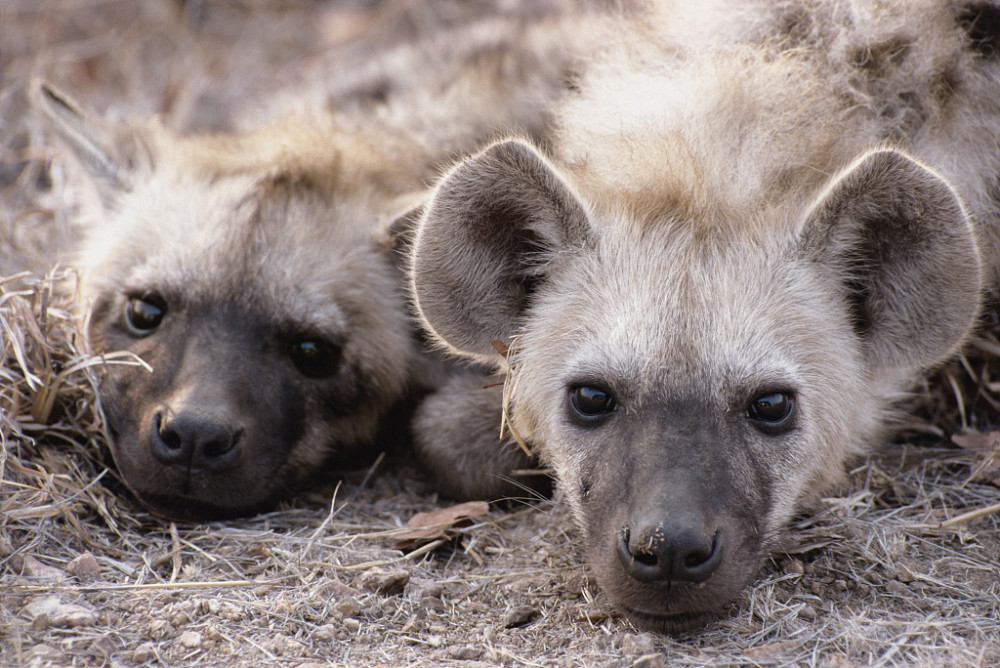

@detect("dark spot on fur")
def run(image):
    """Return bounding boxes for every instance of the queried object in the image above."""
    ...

[958,3,1000,58]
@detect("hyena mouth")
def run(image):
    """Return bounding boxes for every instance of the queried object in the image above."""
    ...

[618,604,721,634]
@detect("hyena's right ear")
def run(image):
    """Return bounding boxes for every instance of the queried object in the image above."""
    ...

[32,79,148,201]
[799,149,981,375]
[411,139,590,364]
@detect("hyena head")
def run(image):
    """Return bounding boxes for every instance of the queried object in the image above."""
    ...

[411,139,981,631]
[36,82,417,520]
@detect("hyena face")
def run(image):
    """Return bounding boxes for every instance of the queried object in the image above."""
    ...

[411,140,980,630]
[36,84,414,520]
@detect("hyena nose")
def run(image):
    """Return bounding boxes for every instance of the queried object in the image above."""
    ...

[152,408,243,473]
[617,516,723,584]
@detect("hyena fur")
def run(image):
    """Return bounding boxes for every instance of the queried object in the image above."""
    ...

[410,0,1000,631]
[33,9,609,521]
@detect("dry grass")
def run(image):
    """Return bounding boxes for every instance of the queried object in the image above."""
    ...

[2,2,999,666]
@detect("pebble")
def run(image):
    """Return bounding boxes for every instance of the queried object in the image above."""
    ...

[621,633,657,656]
[885,580,907,596]
[353,567,410,596]
[66,552,101,579]
[313,624,337,642]
[448,645,484,660]
[132,642,155,663]
[14,555,66,582]
[502,605,538,628]
[177,630,202,649]
[334,597,362,619]
[782,559,805,576]
[407,577,444,601]
[23,596,98,628]
[342,617,362,632]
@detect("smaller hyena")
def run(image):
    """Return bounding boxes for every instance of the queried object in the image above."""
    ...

[410,0,1000,631]
[34,11,605,520]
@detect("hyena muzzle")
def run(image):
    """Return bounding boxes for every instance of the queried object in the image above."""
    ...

[410,0,1000,631]
[33,8,608,520]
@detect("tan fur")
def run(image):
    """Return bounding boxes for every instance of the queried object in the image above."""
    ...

[35,9,612,520]
[410,0,1000,631]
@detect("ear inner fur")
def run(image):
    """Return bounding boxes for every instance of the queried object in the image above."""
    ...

[798,149,981,374]
[411,139,590,363]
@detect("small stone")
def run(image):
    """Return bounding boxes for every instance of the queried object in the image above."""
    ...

[14,555,66,581]
[23,596,97,628]
[198,598,221,615]
[782,558,805,576]
[177,630,202,649]
[171,612,191,627]
[632,653,665,668]
[621,633,657,656]
[420,595,445,613]
[0,535,12,557]
[406,577,443,601]
[353,567,410,596]
[132,642,155,663]
[896,563,919,583]
[426,635,443,648]
[147,618,174,640]
[314,624,337,642]
[502,605,538,628]
[66,552,102,579]
[798,604,818,620]
[448,645,484,660]
[30,644,64,662]
[334,596,362,618]
[885,580,907,596]
[342,617,362,632]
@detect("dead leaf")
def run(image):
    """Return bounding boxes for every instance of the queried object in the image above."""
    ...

[391,500,489,550]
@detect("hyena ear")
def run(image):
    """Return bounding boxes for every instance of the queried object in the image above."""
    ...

[32,79,148,200]
[376,193,428,270]
[800,149,981,373]
[411,138,590,363]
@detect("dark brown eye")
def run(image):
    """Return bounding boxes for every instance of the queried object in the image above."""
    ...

[124,294,166,336]
[290,338,341,379]
[747,392,794,427]
[570,385,617,421]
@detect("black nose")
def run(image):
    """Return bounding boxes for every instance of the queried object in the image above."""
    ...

[617,514,723,584]
[151,408,243,473]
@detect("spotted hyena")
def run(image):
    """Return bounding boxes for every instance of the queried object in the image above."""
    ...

[33,8,608,520]
[410,0,1000,631]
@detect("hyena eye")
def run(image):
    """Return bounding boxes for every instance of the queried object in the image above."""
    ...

[569,385,617,421]
[290,338,342,379]
[124,294,167,336]
[746,392,795,429]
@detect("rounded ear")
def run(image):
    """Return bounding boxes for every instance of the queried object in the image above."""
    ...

[799,149,982,373]
[32,79,148,201]
[410,139,590,363]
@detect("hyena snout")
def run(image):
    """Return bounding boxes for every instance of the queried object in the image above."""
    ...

[151,406,245,473]
[618,504,723,584]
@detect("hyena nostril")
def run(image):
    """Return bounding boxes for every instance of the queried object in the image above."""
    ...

[151,408,242,472]
[618,519,723,584]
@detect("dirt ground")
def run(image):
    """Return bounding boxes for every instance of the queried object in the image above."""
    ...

[2,2,999,666]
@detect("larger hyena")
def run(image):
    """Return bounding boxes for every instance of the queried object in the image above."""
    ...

[34,8,610,521]
[410,0,1000,631]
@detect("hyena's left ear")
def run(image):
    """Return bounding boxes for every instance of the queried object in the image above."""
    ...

[411,139,591,364]
[800,149,981,373]
[32,79,149,201]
